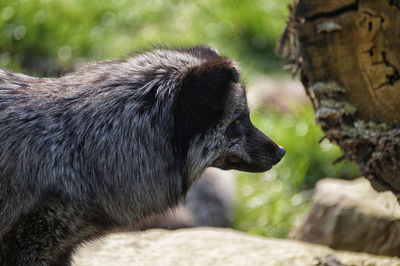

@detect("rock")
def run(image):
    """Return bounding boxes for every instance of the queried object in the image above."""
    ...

[72,228,400,266]
[291,177,400,256]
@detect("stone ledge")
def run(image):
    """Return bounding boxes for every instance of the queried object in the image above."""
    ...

[73,228,400,266]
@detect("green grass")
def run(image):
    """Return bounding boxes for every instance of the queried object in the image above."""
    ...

[0,0,292,75]
[234,105,359,238]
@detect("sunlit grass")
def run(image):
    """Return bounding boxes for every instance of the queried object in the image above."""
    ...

[233,104,359,238]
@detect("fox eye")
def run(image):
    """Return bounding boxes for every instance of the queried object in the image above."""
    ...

[226,117,246,138]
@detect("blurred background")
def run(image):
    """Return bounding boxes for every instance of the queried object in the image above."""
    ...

[0,0,359,238]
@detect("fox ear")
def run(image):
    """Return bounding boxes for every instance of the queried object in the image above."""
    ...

[173,59,239,157]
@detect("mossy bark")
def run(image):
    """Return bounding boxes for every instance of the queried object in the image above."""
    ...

[278,0,400,197]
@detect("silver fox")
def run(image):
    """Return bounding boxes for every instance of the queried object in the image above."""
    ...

[0,46,285,265]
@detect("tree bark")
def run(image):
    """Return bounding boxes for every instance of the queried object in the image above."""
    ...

[278,0,400,197]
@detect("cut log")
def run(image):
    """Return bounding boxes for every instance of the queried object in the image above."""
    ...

[278,0,400,197]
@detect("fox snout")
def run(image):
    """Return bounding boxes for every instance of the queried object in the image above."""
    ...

[262,132,285,164]
[216,117,285,173]
[243,125,285,172]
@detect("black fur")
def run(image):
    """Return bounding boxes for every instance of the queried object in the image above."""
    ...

[174,57,238,160]
[0,46,284,265]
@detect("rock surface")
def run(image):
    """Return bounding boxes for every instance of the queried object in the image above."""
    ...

[72,228,400,266]
[291,177,400,256]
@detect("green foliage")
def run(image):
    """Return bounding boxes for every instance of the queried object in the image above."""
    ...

[0,0,291,75]
[234,105,359,238]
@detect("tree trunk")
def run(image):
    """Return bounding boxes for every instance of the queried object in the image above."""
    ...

[278,0,400,197]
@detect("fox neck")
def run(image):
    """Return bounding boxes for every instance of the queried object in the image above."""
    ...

[185,136,221,188]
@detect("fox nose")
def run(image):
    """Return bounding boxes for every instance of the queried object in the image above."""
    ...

[276,146,285,160]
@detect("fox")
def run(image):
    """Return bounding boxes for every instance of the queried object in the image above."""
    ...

[0,46,285,265]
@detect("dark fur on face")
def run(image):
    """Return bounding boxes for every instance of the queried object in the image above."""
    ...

[0,46,284,265]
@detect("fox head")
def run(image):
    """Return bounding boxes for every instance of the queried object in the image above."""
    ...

[172,46,285,178]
